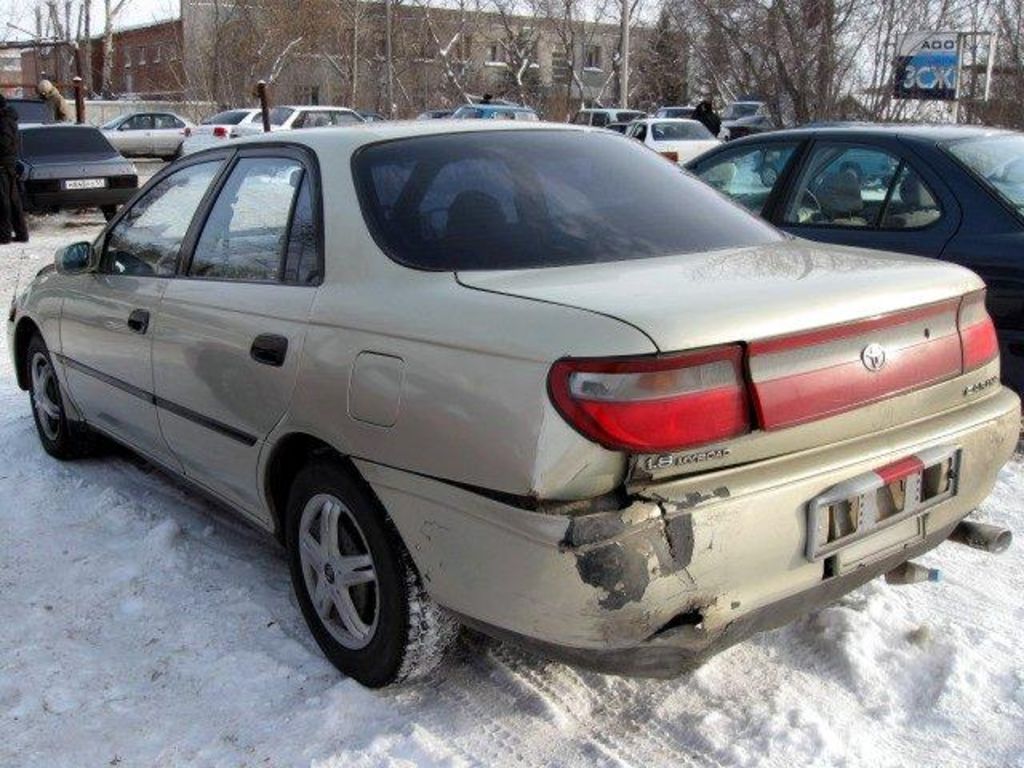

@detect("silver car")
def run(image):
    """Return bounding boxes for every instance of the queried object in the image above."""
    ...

[7,122,1020,688]
[101,111,194,160]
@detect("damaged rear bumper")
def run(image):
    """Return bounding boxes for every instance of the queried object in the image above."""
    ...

[355,386,1020,676]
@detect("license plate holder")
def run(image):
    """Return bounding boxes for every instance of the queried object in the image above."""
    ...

[806,446,960,562]
[63,178,107,190]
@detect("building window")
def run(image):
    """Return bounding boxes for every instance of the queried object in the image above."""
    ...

[584,44,602,70]
[153,44,162,63]
[124,47,132,68]
[486,42,505,65]
[138,47,146,65]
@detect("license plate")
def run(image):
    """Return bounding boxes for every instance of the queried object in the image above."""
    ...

[63,178,107,190]
[805,446,960,561]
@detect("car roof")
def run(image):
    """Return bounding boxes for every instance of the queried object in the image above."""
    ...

[637,117,703,125]
[730,122,1014,145]
[227,119,582,153]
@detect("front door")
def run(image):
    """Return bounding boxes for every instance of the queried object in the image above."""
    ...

[58,158,226,467]
[775,141,960,256]
[151,150,321,520]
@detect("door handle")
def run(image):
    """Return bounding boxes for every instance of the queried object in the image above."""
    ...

[127,308,150,334]
[250,334,288,367]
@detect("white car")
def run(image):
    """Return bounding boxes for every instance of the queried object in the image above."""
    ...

[100,112,195,160]
[267,105,364,130]
[181,108,264,155]
[625,118,721,165]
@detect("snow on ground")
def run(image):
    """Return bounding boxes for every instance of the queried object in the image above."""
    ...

[1,213,1023,768]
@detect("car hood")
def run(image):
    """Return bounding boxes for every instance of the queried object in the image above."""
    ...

[455,240,983,352]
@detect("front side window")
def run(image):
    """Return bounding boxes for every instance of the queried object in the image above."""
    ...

[102,161,223,276]
[696,142,798,214]
[353,131,782,270]
[189,157,304,281]
[330,111,361,125]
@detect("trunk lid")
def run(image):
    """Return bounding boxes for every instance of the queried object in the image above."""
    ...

[458,241,995,478]
[456,241,981,353]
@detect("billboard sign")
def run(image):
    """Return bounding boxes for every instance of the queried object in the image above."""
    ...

[893,32,959,101]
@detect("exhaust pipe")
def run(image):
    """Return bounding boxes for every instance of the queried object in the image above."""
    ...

[885,561,941,586]
[949,520,1013,554]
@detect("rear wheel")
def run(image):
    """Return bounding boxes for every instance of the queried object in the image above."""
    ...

[286,460,457,688]
[25,334,90,459]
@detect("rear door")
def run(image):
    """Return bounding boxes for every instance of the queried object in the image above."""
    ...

[58,156,227,467]
[689,138,804,216]
[151,113,185,156]
[117,114,154,155]
[151,147,322,519]
[774,138,961,256]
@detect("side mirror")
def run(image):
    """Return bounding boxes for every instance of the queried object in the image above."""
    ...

[55,242,95,274]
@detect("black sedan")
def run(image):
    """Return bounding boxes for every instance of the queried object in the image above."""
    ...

[687,124,1024,392]
[19,125,138,221]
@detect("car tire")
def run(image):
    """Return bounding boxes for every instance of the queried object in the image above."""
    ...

[286,459,458,688]
[25,333,91,460]
[100,205,118,222]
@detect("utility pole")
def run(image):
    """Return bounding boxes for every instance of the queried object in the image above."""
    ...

[84,0,92,94]
[619,0,629,108]
[385,0,394,117]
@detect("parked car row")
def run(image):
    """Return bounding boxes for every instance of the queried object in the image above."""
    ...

[8,120,1020,691]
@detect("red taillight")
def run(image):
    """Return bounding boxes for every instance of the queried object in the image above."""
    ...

[548,346,751,452]
[213,125,228,137]
[958,290,999,371]
[660,150,679,163]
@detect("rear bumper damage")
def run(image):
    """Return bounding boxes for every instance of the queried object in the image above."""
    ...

[356,386,1020,677]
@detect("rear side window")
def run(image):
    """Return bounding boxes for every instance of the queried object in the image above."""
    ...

[189,157,307,282]
[353,131,782,270]
[153,114,183,129]
[102,161,222,276]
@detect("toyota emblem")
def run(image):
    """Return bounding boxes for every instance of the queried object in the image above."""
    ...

[861,343,887,372]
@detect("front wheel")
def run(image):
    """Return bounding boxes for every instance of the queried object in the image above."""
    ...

[287,460,458,688]
[25,333,90,459]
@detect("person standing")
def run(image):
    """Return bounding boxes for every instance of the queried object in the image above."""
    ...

[0,95,29,244]
[37,79,71,123]
[694,99,722,138]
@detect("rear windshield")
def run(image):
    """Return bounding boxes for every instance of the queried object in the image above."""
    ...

[651,122,713,141]
[19,127,117,158]
[353,130,782,270]
[11,100,52,124]
[656,107,694,119]
[269,107,294,126]
[202,110,251,125]
[946,135,1024,215]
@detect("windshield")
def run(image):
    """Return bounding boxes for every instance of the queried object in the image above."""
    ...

[10,100,51,124]
[651,121,713,141]
[101,116,124,129]
[724,103,761,120]
[269,107,295,126]
[202,110,251,125]
[353,130,782,270]
[19,127,117,158]
[946,135,1024,214]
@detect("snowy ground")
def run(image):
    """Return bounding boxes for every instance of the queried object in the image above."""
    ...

[1,212,1023,768]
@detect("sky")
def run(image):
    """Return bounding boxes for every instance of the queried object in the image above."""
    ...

[1,0,179,44]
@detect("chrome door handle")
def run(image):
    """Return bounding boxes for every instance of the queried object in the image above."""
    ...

[127,308,150,334]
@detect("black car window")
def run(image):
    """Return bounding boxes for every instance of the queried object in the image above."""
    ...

[269,107,295,126]
[591,112,610,127]
[634,123,648,141]
[19,127,116,158]
[696,142,798,214]
[879,165,942,229]
[190,157,303,282]
[102,161,223,277]
[353,130,783,270]
[783,144,900,228]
